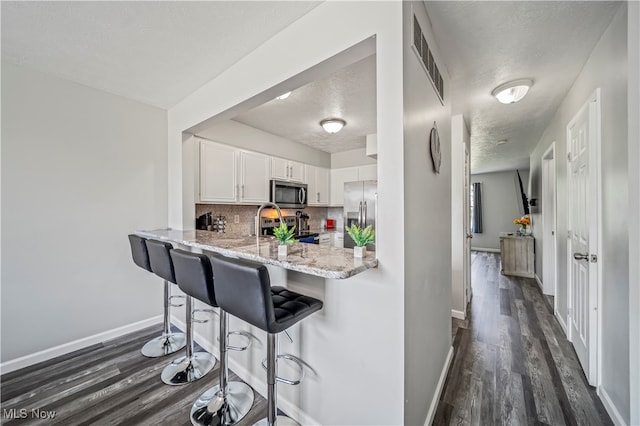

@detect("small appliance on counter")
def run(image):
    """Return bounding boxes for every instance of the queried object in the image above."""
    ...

[196,212,212,230]
[295,211,310,233]
[325,219,336,230]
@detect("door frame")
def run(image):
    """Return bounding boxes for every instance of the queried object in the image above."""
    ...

[541,142,558,310]
[464,145,472,305]
[565,88,603,387]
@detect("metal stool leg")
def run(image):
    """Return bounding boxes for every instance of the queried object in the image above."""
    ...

[191,310,254,425]
[141,281,187,357]
[254,333,299,426]
[161,295,216,385]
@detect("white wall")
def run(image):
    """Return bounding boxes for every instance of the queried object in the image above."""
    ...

[1,62,168,363]
[167,2,408,424]
[330,147,377,168]
[196,119,330,168]
[628,3,640,425]
[403,3,452,425]
[451,115,470,315]
[470,170,530,251]
[528,4,630,423]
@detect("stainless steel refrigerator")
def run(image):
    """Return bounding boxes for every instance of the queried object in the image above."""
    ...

[344,180,377,250]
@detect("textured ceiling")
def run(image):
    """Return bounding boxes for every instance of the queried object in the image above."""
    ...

[425,1,620,173]
[232,54,376,153]
[1,1,320,109]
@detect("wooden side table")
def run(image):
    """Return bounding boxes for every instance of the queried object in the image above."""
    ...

[499,233,535,278]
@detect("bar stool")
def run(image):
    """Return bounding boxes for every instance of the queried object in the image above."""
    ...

[145,240,216,385]
[169,249,254,425]
[127,235,186,357]
[210,255,323,426]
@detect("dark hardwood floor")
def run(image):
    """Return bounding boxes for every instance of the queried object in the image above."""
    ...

[435,251,612,426]
[0,326,267,425]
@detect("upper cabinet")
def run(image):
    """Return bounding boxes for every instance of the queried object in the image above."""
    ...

[271,157,305,182]
[200,140,238,203]
[199,139,270,204]
[329,165,377,206]
[306,165,330,206]
[239,151,271,203]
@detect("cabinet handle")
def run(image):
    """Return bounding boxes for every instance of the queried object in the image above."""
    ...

[317,192,320,202]
[241,184,244,199]
[236,185,239,199]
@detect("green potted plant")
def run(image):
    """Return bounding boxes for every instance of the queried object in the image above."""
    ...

[346,224,375,258]
[273,222,296,256]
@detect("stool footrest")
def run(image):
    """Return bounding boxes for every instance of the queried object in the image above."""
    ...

[192,308,217,323]
[169,295,186,307]
[217,330,256,351]
[261,354,305,386]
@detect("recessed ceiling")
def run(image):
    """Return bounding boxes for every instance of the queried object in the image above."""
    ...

[425,1,620,173]
[232,54,377,154]
[1,1,320,109]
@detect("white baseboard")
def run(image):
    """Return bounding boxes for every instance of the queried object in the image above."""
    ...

[0,315,162,375]
[471,247,501,253]
[451,309,466,320]
[171,315,321,426]
[599,386,627,425]
[556,311,568,336]
[424,346,454,426]
[535,274,544,292]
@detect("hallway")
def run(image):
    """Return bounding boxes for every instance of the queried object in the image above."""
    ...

[434,252,612,425]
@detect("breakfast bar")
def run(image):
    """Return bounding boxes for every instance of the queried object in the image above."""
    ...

[136,228,378,279]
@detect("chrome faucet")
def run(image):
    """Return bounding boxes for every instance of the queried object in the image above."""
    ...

[255,202,284,236]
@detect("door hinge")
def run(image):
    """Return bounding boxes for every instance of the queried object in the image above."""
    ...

[567,152,572,162]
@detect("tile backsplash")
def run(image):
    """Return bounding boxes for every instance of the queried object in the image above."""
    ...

[195,204,339,236]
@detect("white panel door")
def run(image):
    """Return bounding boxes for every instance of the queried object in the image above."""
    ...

[567,95,599,385]
[240,151,270,203]
[199,140,237,203]
[463,146,472,303]
[330,167,359,206]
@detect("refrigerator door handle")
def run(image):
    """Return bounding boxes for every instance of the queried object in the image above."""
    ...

[358,201,363,227]
[363,201,367,227]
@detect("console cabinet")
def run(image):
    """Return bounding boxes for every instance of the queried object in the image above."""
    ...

[500,234,535,278]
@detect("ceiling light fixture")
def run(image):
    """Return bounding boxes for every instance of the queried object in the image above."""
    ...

[491,79,533,104]
[320,118,346,134]
[276,91,291,100]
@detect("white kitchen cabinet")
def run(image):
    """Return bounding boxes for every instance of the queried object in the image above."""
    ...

[306,165,330,206]
[271,157,305,182]
[199,140,238,203]
[358,164,378,181]
[199,140,269,204]
[239,151,270,203]
[330,167,359,206]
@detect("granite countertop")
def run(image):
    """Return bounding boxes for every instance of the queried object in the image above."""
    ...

[136,229,377,280]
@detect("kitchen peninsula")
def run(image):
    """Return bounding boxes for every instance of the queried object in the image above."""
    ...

[136,228,377,279]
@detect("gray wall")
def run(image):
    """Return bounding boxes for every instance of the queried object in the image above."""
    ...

[1,63,168,362]
[470,170,530,251]
[403,3,453,424]
[528,3,629,422]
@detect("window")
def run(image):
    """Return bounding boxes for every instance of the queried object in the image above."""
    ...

[470,182,483,233]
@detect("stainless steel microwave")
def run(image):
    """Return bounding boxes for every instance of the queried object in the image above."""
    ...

[270,180,307,208]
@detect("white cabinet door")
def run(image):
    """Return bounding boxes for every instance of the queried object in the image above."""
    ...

[306,166,328,206]
[271,157,289,180]
[240,151,270,203]
[330,167,358,206]
[358,164,377,181]
[289,161,305,182]
[200,140,237,203]
[316,167,329,205]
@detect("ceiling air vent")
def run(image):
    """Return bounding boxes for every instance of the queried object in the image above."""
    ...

[411,14,444,104]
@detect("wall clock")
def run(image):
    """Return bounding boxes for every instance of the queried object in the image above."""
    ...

[430,123,441,174]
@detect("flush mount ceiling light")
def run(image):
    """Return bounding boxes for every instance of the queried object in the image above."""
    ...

[320,118,346,134]
[275,91,291,100]
[491,79,533,104]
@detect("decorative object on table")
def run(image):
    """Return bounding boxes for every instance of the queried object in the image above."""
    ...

[513,215,531,235]
[346,224,375,258]
[213,215,227,233]
[429,122,441,174]
[273,222,296,256]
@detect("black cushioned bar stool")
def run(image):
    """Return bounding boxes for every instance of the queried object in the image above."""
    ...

[170,249,254,426]
[211,255,323,426]
[145,240,216,385]
[127,235,186,357]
